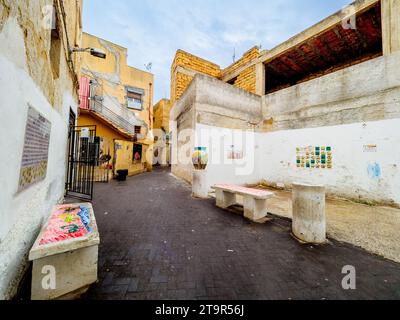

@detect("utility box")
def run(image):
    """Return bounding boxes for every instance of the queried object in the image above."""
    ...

[29,203,100,300]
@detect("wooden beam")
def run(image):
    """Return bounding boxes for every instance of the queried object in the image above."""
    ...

[305,40,332,66]
[278,56,304,75]
[294,47,319,69]
[258,0,380,64]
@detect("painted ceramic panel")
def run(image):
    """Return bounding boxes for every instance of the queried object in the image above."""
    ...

[296,146,333,169]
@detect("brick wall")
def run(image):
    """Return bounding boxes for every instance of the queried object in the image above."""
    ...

[222,46,259,94]
[170,47,260,103]
[171,50,221,103]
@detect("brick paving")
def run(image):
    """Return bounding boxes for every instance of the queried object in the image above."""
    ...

[83,168,400,300]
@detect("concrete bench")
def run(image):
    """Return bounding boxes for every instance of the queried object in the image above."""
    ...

[213,184,274,222]
[29,203,100,300]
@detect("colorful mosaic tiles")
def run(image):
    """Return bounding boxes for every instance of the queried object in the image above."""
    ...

[39,204,92,245]
[296,146,333,169]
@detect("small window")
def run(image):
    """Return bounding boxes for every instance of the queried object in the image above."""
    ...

[127,90,143,110]
[134,126,141,134]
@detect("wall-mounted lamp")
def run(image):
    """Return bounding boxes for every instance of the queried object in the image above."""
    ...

[70,47,107,59]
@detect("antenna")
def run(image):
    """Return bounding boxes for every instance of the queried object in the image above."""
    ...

[232,47,236,63]
[144,62,152,71]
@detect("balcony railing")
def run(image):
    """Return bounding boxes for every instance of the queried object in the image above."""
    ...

[89,99,140,137]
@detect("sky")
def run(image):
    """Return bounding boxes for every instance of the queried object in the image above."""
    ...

[83,0,351,103]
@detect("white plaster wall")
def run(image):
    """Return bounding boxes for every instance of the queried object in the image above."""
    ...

[258,119,400,206]
[193,120,400,207]
[0,18,77,299]
[261,52,400,131]
[194,124,261,194]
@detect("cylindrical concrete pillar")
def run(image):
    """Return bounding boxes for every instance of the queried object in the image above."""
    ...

[292,183,326,244]
[192,170,209,198]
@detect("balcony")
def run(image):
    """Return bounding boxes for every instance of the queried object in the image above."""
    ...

[79,95,143,138]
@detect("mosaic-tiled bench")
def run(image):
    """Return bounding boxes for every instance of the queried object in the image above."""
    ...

[213,184,274,222]
[29,203,100,300]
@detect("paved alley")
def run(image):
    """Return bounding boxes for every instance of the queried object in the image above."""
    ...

[83,168,400,300]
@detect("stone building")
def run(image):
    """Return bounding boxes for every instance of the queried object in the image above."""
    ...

[0,0,83,299]
[78,33,154,177]
[170,46,261,104]
[153,98,172,166]
[171,0,400,208]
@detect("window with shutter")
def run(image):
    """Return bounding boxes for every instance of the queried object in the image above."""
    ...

[127,89,143,110]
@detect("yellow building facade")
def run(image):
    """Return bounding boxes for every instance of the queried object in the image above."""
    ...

[78,33,154,178]
[153,99,172,166]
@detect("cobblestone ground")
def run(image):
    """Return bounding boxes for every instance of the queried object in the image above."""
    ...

[83,168,400,300]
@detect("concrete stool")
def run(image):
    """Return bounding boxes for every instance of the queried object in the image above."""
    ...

[192,170,209,198]
[292,183,326,244]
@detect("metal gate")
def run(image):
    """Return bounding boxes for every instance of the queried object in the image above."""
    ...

[65,125,98,200]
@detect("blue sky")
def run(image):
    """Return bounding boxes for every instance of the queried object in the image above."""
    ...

[83,0,351,102]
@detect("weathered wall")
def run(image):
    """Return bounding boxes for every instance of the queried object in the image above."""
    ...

[0,0,82,299]
[255,51,400,207]
[114,140,147,177]
[258,119,400,207]
[77,113,127,161]
[195,124,261,192]
[221,46,259,94]
[260,51,400,132]
[171,51,400,207]
[171,79,196,183]
[170,47,261,104]
[170,50,221,103]
[171,74,262,186]
[153,98,172,133]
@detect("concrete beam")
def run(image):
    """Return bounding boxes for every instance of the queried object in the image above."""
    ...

[382,0,400,55]
[255,62,266,96]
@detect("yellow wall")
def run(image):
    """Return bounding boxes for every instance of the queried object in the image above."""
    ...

[222,47,259,93]
[81,33,154,133]
[153,99,172,133]
[77,113,126,161]
[78,113,152,176]
[171,50,221,103]
[170,47,260,103]
[114,140,149,176]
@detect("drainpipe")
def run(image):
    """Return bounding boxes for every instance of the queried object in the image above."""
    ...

[148,82,153,130]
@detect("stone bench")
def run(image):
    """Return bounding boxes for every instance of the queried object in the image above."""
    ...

[29,203,100,300]
[213,184,274,222]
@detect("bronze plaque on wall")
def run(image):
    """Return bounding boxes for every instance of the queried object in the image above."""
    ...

[18,105,52,192]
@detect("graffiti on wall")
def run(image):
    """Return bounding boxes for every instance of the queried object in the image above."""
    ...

[296,146,333,169]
